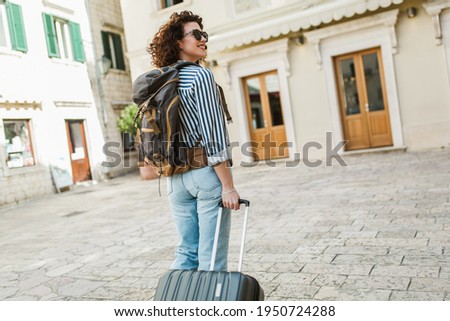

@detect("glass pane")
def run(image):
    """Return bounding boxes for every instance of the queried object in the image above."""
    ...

[108,34,117,68]
[246,77,265,129]
[0,9,7,47]
[55,20,70,59]
[265,74,284,126]
[164,0,183,8]
[69,121,85,160]
[62,22,71,60]
[4,120,34,168]
[363,53,385,112]
[339,58,360,115]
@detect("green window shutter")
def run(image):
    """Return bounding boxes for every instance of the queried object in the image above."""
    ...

[101,31,112,63]
[112,33,125,70]
[42,13,59,58]
[69,21,85,62]
[5,2,28,52]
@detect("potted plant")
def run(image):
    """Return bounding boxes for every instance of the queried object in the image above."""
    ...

[117,103,138,151]
[117,103,157,180]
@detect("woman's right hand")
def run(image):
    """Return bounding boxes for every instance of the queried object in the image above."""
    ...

[221,188,240,210]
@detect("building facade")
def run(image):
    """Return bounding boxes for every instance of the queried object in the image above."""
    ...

[85,0,135,178]
[0,0,133,207]
[121,0,450,165]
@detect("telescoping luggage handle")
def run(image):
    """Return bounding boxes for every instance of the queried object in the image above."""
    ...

[210,199,250,272]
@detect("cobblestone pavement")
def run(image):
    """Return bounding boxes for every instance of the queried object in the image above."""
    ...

[1,148,450,301]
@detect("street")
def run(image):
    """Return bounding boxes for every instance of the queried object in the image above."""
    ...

[1,148,449,300]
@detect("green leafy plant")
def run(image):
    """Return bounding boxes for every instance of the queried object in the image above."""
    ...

[117,103,139,136]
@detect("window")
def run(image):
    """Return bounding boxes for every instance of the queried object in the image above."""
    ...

[42,13,85,62]
[161,0,183,9]
[0,1,27,52]
[0,3,10,48]
[54,17,72,60]
[101,31,125,70]
[3,119,35,169]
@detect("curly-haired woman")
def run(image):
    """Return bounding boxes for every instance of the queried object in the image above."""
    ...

[146,11,240,271]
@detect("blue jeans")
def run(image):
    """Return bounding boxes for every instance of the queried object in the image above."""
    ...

[167,166,231,271]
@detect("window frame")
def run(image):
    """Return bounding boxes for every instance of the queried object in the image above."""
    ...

[2,119,36,169]
[0,3,11,49]
[54,16,72,61]
[160,0,184,9]
[42,12,85,63]
[0,1,27,53]
[101,30,125,71]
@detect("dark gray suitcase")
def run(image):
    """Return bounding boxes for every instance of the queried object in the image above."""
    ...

[154,199,264,301]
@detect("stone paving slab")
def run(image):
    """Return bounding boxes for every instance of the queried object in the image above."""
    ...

[0,148,450,301]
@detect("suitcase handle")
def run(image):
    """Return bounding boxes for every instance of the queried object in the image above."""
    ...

[218,199,250,208]
[210,199,250,272]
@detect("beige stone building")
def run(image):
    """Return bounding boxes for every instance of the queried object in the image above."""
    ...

[0,0,133,207]
[86,0,135,177]
[121,0,450,165]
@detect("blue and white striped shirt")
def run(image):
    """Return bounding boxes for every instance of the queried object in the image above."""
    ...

[177,64,231,166]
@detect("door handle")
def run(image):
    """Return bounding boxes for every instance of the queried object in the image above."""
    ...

[365,103,369,112]
[264,119,268,127]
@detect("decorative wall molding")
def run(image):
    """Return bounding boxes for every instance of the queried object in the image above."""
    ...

[54,101,93,108]
[213,38,291,88]
[304,9,399,69]
[314,8,405,151]
[422,1,450,45]
[0,101,42,110]
[102,22,124,33]
[208,0,403,52]
[111,100,132,111]
[41,0,75,15]
[234,0,270,14]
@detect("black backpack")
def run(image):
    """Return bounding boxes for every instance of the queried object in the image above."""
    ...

[132,61,232,177]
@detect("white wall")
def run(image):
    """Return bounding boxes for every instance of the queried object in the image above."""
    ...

[394,5,450,149]
[0,0,107,206]
[120,0,450,163]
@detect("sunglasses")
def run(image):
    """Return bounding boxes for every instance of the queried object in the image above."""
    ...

[184,29,208,42]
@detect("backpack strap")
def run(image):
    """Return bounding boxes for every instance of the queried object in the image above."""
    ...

[174,60,199,68]
[144,109,161,135]
[217,84,233,124]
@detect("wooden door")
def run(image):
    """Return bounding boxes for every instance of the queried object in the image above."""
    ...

[334,48,393,150]
[243,71,288,160]
[66,120,92,182]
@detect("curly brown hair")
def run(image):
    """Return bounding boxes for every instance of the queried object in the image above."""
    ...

[148,11,203,67]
